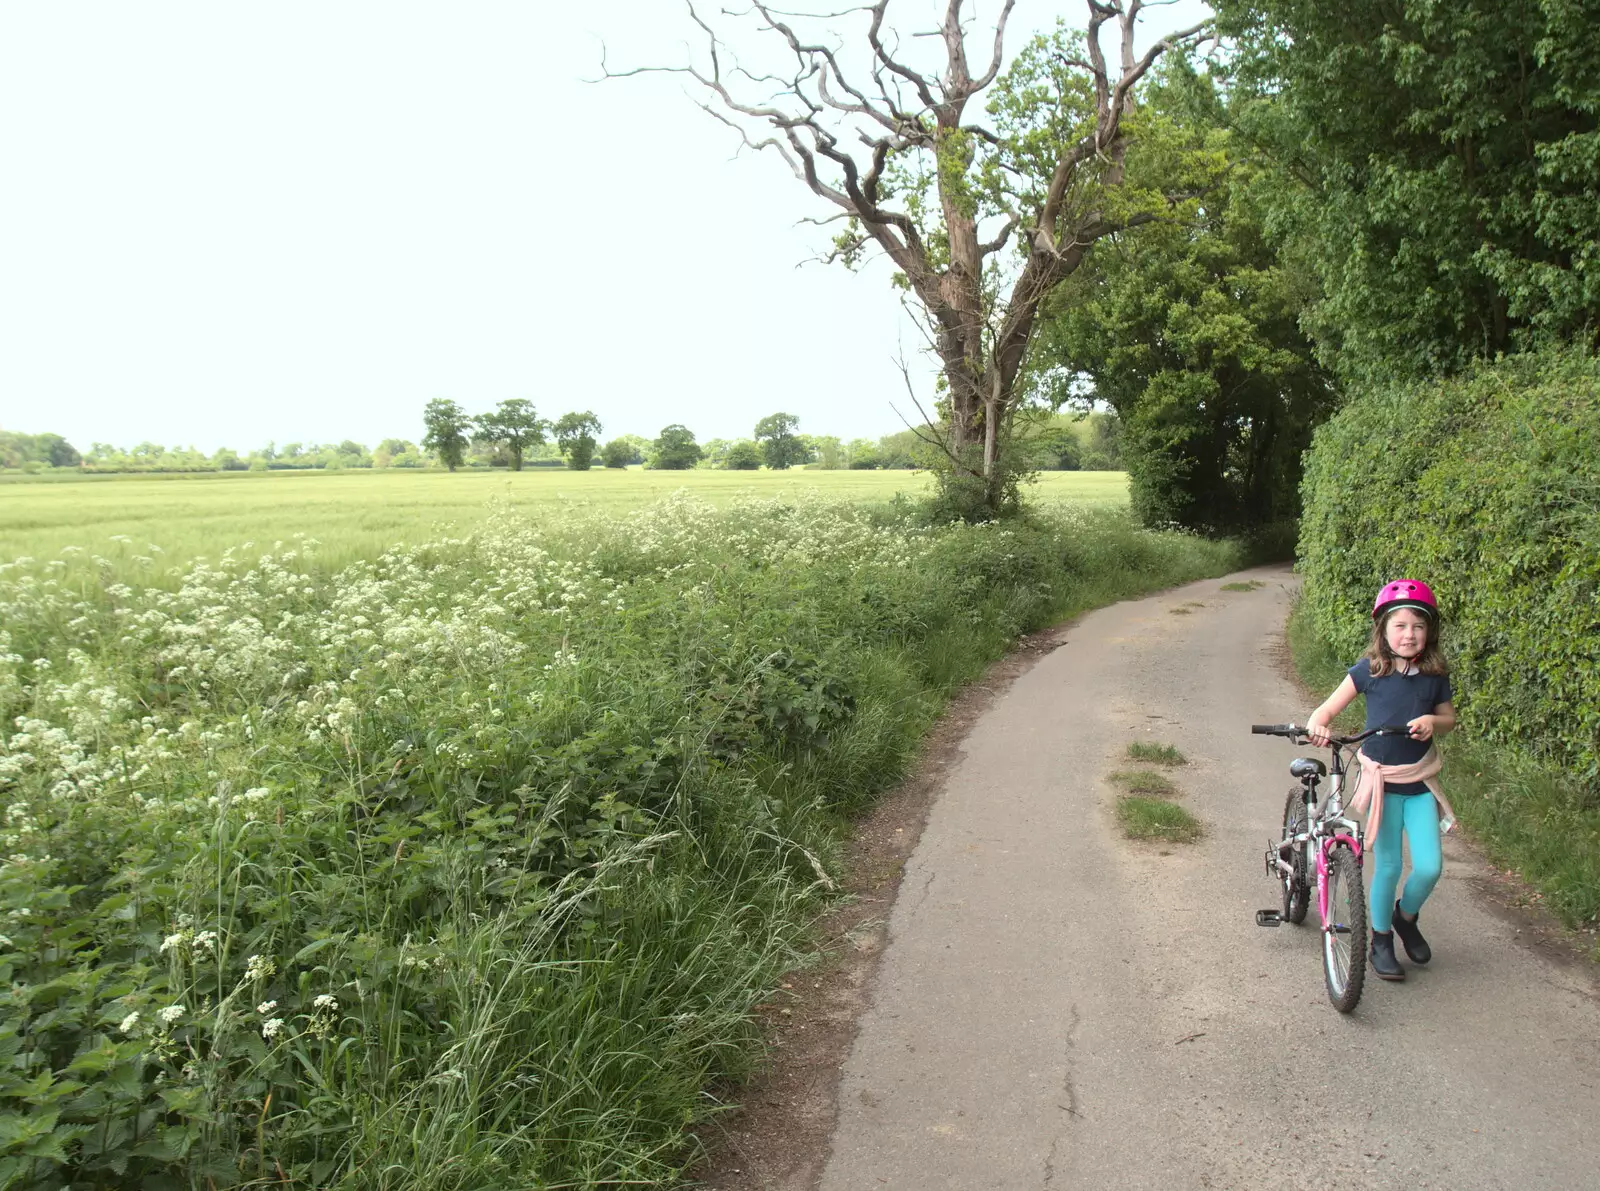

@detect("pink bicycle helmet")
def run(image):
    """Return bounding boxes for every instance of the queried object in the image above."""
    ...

[1372,578,1438,623]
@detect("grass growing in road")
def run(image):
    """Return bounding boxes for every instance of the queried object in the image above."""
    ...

[1286,595,1600,945]
[1220,580,1266,592]
[1116,797,1204,843]
[1111,751,1199,843]
[1108,769,1181,797]
[1125,742,1187,766]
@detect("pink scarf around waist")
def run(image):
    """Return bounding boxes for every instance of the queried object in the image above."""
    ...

[1347,746,1456,841]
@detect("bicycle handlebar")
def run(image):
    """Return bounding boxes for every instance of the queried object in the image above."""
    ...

[1251,723,1412,745]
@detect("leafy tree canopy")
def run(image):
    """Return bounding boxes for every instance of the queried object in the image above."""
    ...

[0,431,81,470]
[1029,60,1335,532]
[599,439,634,469]
[753,412,811,470]
[553,411,603,471]
[723,440,762,470]
[1215,0,1600,381]
[421,399,473,471]
[475,398,546,471]
[649,424,703,470]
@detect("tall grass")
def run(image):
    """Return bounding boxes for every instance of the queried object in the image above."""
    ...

[1,494,1238,1188]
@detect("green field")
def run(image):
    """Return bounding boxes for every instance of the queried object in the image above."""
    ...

[0,467,1128,568]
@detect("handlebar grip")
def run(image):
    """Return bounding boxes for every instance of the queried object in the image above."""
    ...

[1251,724,1297,735]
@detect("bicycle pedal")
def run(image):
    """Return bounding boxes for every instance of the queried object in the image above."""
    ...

[1255,909,1282,928]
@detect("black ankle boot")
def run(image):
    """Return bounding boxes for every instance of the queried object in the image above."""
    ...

[1370,930,1405,981]
[1392,903,1432,964]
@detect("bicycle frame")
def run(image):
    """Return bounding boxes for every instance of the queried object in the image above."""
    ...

[1269,736,1365,925]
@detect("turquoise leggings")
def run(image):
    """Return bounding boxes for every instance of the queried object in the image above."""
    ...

[1369,792,1443,933]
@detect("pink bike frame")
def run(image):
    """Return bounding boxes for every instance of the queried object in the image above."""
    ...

[1316,833,1363,927]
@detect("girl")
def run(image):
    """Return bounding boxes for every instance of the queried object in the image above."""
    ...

[1305,580,1458,981]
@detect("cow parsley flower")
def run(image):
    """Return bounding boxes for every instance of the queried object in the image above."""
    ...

[245,954,275,981]
[261,1017,285,1040]
[257,1000,278,1015]
[313,994,338,1011]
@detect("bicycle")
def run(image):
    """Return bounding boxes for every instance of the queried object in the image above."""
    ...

[1250,722,1412,1013]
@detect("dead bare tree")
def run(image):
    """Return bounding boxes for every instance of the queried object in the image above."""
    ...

[607,1,1210,512]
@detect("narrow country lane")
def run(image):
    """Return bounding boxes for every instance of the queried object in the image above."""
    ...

[815,567,1600,1190]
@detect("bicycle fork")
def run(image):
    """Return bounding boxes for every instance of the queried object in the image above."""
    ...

[1316,834,1363,931]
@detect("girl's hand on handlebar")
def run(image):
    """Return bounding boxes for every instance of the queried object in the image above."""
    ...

[1305,720,1331,747]
[1408,715,1436,741]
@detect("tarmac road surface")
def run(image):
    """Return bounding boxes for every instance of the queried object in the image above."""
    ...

[817,566,1600,1190]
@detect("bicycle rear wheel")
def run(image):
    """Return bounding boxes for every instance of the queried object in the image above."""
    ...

[1322,845,1367,1013]
[1280,788,1311,924]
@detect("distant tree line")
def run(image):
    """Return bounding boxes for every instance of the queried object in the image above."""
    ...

[610,410,1121,473]
[0,432,83,470]
[1,407,1123,475]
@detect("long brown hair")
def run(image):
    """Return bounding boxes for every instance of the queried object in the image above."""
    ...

[1363,608,1450,677]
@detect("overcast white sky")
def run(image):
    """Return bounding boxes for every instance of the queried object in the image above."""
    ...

[0,1,1209,453]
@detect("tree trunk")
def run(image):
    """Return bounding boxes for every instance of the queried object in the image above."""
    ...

[982,371,1000,480]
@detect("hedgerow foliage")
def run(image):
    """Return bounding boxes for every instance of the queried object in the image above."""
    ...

[1299,348,1600,788]
[0,494,1238,1188]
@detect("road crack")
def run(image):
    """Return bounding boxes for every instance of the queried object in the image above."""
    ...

[1043,1002,1083,1188]
[907,867,938,919]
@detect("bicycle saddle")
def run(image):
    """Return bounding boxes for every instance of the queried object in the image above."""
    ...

[1289,757,1327,779]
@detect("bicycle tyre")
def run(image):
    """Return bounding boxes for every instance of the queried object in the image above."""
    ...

[1322,844,1368,1013]
[1280,787,1311,925]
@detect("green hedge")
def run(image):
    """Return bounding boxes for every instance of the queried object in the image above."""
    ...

[1298,347,1600,789]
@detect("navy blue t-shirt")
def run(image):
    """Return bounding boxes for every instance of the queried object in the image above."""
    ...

[1348,659,1453,793]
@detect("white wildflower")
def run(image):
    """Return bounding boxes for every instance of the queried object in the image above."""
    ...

[245,954,276,981]
[191,930,218,954]
[257,1000,278,1015]
[160,931,187,953]
[313,994,338,1011]
[261,1017,285,1040]
[158,1004,186,1025]
[119,1012,141,1035]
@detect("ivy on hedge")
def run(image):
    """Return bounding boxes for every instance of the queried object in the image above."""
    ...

[1298,347,1600,790]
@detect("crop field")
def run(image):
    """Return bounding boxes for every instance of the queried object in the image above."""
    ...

[1,473,1241,1190]
[0,468,1129,571]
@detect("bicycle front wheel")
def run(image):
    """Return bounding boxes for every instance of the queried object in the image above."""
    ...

[1322,845,1368,1013]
